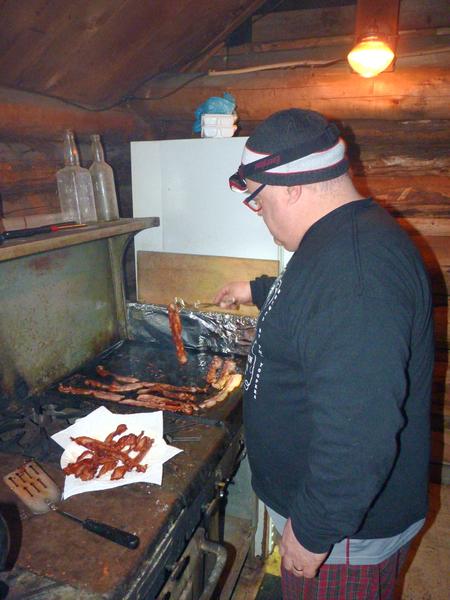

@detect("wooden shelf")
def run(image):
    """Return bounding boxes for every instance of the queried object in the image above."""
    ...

[0,217,159,262]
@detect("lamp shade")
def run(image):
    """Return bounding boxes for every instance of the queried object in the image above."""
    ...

[347,35,395,78]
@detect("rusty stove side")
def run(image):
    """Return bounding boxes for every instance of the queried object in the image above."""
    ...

[0,229,140,405]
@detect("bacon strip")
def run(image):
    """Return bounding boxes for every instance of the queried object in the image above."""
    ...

[134,394,196,415]
[95,365,140,383]
[168,303,188,365]
[206,356,224,384]
[63,425,154,481]
[104,424,127,443]
[136,388,195,402]
[58,383,124,402]
[86,375,205,396]
[83,378,111,390]
[212,359,237,390]
[84,378,144,393]
[199,374,242,409]
[140,381,206,393]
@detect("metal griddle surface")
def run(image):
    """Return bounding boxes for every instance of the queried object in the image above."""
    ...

[38,340,246,431]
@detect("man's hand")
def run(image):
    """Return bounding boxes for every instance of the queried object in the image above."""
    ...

[279,518,328,578]
[213,281,252,308]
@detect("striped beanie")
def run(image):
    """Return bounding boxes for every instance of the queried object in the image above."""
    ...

[238,108,349,186]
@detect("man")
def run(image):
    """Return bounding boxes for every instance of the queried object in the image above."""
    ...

[214,109,434,599]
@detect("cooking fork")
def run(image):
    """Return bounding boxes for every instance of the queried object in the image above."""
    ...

[174,296,239,310]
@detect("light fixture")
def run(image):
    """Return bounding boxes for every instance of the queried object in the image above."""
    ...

[347,34,395,78]
[348,0,400,78]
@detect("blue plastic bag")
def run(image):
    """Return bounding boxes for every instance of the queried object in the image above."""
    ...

[193,92,236,134]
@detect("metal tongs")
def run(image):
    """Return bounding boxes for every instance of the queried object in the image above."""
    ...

[174,296,239,311]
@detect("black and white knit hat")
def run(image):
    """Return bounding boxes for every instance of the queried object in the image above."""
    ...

[229,109,349,190]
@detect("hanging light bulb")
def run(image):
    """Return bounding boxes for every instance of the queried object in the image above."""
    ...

[347,34,395,78]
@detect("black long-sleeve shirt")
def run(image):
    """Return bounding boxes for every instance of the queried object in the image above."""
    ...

[245,198,434,553]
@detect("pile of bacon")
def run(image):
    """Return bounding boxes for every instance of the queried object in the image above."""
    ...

[63,424,153,481]
[58,357,242,414]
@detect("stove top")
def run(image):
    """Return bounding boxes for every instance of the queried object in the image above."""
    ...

[0,340,246,463]
[0,340,245,474]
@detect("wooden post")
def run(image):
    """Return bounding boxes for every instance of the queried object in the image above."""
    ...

[354,0,400,49]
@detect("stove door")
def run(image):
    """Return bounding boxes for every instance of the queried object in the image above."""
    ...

[157,527,226,600]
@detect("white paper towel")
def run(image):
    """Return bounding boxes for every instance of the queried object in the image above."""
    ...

[51,406,182,499]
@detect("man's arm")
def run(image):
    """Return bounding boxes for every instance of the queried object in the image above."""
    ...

[250,275,277,309]
[214,275,276,310]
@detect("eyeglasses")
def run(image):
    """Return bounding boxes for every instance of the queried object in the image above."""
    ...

[242,184,266,212]
[229,168,265,212]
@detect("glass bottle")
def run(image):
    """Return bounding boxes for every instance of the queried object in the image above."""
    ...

[56,130,97,223]
[89,135,119,221]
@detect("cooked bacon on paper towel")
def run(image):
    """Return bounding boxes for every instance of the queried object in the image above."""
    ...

[63,424,154,481]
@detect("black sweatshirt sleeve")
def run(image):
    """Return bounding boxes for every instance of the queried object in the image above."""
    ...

[250,275,276,309]
[289,291,412,553]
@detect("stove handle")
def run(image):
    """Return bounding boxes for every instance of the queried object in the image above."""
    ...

[196,536,227,600]
[160,528,227,600]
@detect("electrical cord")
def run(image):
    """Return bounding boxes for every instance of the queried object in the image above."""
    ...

[130,72,207,101]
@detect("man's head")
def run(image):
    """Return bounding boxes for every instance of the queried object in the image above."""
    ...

[229,109,358,250]
[229,108,348,193]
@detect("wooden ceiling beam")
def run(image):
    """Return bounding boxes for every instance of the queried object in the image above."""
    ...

[202,28,449,73]
[180,0,269,73]
[354,0,400,43]
[251,0,449,42]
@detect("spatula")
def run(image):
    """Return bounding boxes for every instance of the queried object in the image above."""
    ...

[3,461,139,549]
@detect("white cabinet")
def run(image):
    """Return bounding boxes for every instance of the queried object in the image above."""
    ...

[131,138,284,262]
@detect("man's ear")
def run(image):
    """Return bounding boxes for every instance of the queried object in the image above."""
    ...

[287,185,302,204]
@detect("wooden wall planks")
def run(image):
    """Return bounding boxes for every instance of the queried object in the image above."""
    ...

[0,87,153,225]
[132,65,450,122]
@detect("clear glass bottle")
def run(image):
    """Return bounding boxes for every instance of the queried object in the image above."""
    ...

[56,130,97,223]
[89,134,119,221]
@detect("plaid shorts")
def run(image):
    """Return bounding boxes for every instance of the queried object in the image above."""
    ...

[280,543,410,600]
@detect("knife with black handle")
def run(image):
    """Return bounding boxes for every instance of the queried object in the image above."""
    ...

[0,223,86,244]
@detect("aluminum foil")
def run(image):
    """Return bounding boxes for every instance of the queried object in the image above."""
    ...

[126,303,256,356]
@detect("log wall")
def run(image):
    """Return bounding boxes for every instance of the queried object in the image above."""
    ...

[0,87,156,223]
[0,87,156,297]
